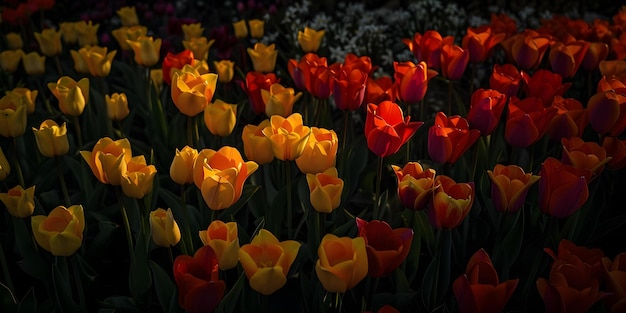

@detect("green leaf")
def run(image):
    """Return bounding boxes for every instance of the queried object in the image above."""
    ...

[52,260,81,312]
[492,210,524,280]
[219,185,260,220]
[12,217,47,280]
[129,221,153,300]
[149,261,177,313]
[215,272,245,313]
[16,287,36,313]
[0,282,17,312]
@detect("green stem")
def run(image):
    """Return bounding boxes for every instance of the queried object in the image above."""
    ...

[0,241,14,296]
[70,255,87,312]
[72,115,84,149]
[334,292,343,313]
[180,184,194,255]
[116,120,126,139]
[373,155,383,220]
[12,138,25,187]
[54,56,64,76]
[116,188,135,264]
[286,160,293,239]
[56,156,71,207]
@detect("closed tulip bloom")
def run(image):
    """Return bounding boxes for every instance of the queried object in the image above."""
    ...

[402,30,454,69]
[488,164,540,213]
[391,162,437,211]
[170,62,209,80]
[6,32,23,50]
[428,175,474,230]
[170,146,199,185]
[121,155,157,199]
[116,6,139,27]
[601,253,626,313]
[332,66,368,111]
[213,60,234,83]
[393,61,437,104]
[248,19,264,39]
[150,208,181,247]
[0,148,10,181]
[315,234,368,293]
[70,50,89,74]
[582,42,609,71]
[204,99,237,136]
[588,90,626,137]
[467,88,507,136]
[22,51,46,76]
[1,50,23,73]
[453,249,519,313]
[247,43,278,73]
[171,71,218,116]
[505,97,558,148]
[80,137,132,185]
[462,26,506,63]
[162,50,195,85]
[547,96,588,141]
[232,20,248,39]
[0,95,28,138]
[0,185,35,218]
[538,157,589,218]
[77,45,117,77]
[298,27,325,53]
[262,113,311,161]
[356,218,413,278]
[8,88,38,114]
[32,205,85,256]
[59,22,78,45]
[182,23,204,41]
[489,63,523,98]
[150,69,164,93]
[428,112,480,164]
[440,43,470,80]
[48,76,89,117]
[199,220,239,270]
[239,229,301,295]
[296,127,338,174]
[34,29,62,57]
[561,137,611,182]
[263,83,303,117]
[603,136,626,170]
[306,167,344,213]
[500,30,551,70]
[75,20,99,47]
[173,246,225,313]
[365,101,423,157]
[111,25,148,51]
[523,69,571,106]
[183,37,214,61]
[32,120,69,157]
[105,93,130,121]
[549,40,590,78]
[241,120,274,165]
[127,36,162,67]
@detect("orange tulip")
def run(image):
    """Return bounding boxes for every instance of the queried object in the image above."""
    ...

[295,127,338,174]
[162,50,195,85]
[262,113,311,161]
[561,137,611,182]
[365,101,423,157]
[462,26,506,63]
[522,69,571,106]
[548,40,590,78]
[392,162,436,211]
[428,112,480,164]
[393,61,437,104]
[505,97,558,148]
[171,71,218,116]
[427,175,474,230]
[601,253,626,313]
[332,66,368,111]
[241,119,274,165]
[490,13,517,39]
[582,42,609,71]
[315,234,368,293]
[602,136,626,170]
[440,43,470,80]
[587,90,626,137]
[364,76,396,105]
[489,63,523,98]
[500,30,551,70]
[199,220,239,270]
[467,88,507,136]
[546,96,588,142]
[487,164,540,213]
[402,30,453,69]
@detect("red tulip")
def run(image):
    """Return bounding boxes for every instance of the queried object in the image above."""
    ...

[521,69,571,107]
[546,96,588,142]
[489,63,523,98]
[364,76,396,105]
[549,40,590,78]
[505,97,558,148]
[467,88,507,136]
[356,218,413,278]
[239,71,279,115]
[402,30,454,69]
[500,30,552,71]
[333,66,368,111]
[538,157,589,218]
[427,175,474,230]
[173,246,226,313]
[490,13,517,39]
[391,162,436,211]
[440,43,470,80]
[343,53,373,74]
[428,111,480,164]
[162,50,195,85]
[393,61,437,104]
[561,137,610,182]
[587,90,626,137]
[602,136,626,170]
[462,26,506,64]
[581,42,609,71]
[364,101,422,157]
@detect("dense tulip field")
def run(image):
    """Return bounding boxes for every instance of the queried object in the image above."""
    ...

[0,0,625,312]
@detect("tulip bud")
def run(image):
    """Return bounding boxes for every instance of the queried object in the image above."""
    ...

[32,120,70,157]
[316,234,368,293]
[6,32,23,50]
[242,120,274,165]
[0,50,23,73]
[248,19,264,39]
[247,43,278,73]
[204,99,237,136]
[182,23,204,41]
[32,205,85,256]
[306,167,344,213]
[106,93,130,121]
[127,36,161,67]
[297,27,325,53]
[116,6,139,27]
[149,208,181,247]
[22,51,46,76]
[232,20,248,39]
[0,185,35,218]
[213,60,235,84]
[170,146,199,185]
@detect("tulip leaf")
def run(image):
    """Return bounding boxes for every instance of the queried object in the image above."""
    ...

[491,209,524,280]
[101,295,143,313]
[0,282,17,312]
[215,272,245,313]
[149,260,181,313]
[16,287,36,313]
[129,219,153,301]
[219,185,260,221]
[51,260,81,312]
[12,217,48,280]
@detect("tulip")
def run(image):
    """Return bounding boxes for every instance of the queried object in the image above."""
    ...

[162,50,195,85]
[462,26,506,63]
[440,43,470,80]
[204,99,237,136]
[582,42,609,71]
[316,234,368,293]
[427,175,474,230]
[182,23,204,41]
[356,218,413,278]
[32,120,69,158]
[34,29,62,57]
[428,112,480,164]
[306,167,344,213]
[364,76,396,106]
[199,220,239,270]
[150,208,181,247]
[546,96,588,141]
[6,32,23,50]
[22,51,46,76]
[0,50,23,73]
[500,30,551,70]
[171,71,218,116]
[522,69,571,107]
[48,76,90,117]
[505,97,558,148]
[170,61,210,79]
[611,33,626,61]
[183,37,214,61]
[77,45,117,77]
[343,53,372,73]
[173,246,225,313]
[538,157,589,218]
[1,4,30,26]
[248,19,264,39]
[127,36,162,67]
[80,137,132,185]
[59,22,78,45]
[262,83,302,117]
[487,164,540,213]
[116,6,139,27]
[213,60,234,83]
[0,148,10,181]
[121,155,157,199]
[393,61,437,105]
[0,95,28,138]
[603,136,626,170]
[365,101,423,157]
[549,40,590,78]
[32,205,85,256]
[402,30,454,69]
[151,69,164,93]
[490,13,517,39]
[332,66,368,111]
[561,137,611,182]
[240,71,279,115]
[453,249,519,313]
[296,127,338,174]
[288,53,327,91]
[239,229,301,295]
[298,27,325,53]
[8,88,38,114]
[601,253,626,313]
[232,20,248,39]
[545,239,604,275]
[587,90,626,137]
[0,185,35,218]
[70,50,89,74]
[194,146,258,210]
[262,113,311,161]
[105,93,130,121]
[241,120,274,165]
[75,20,99,47]
[599,60,626,80]
[170,146,199,185]
[247,43,278,73]
[597,76,626,93]
[111,26,148,51]
[489,63,523,98]
[467,88,507,136]
[391,162,436,211]
[304,61,334,99]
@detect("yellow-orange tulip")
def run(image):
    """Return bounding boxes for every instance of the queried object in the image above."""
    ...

[182,23,204,41]
[170,60,210,78]
[127,36,161,67]
[80,137,132,185]
[242,120,274,165]
[121,155,157,199]
[75,20,99,47]
[34,29,62,57]
[0,50,23,73]
[204,99,237,136]
[183,37,214,61]
[6,32,23,50]
[32,205,84,256]
[0,94,27,138]
[247,43,278,73]
[213,60,234,83]
[150,208,181,247]
[0,148,10,181]
[59,22,78,45]
[262,113,311,161]
[105,93,130,121]
[239,229,301,295]
[298,27,325,53]
[170,145,199,185]
[295,127,338,174]
[306,167,344,213]
[150,69,164,93]
[262,83,302,117]
[7,88,37,114]
[112,25,148,51]
[316,234,368,293]
[232,20,248,39]
[0,185,35,218]
[116,6,139,27]
[248,19,264,39]
[32,120,69,157]
[392,162,437,211]
[199,220,239,269]
[487,164,540,213]
[78,45,117,77]
[21,51,46,76]
[171,71,218,116]
[48,76,89,116]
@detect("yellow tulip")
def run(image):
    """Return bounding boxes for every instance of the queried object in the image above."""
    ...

[59,22,78,45]
[116,6,139,27]
[150,69,164,93]
[182,37,214,61]
[105,93,130,121]
[32,205,85,256]
[0,50,23,73]
[262,83,302,117]
[213,60,234,83]
[247,43,278,73]
[232,20,248,39]
[241,120,274,165]
[21,51,46,76]
[6,32,23,50]
[171,71,218,116]
[8,88,38,114]
[32,120,69,157]
[0,185,35,218]
[199,220,239,269]
[34,29,63,57]
[112,25,148,51]
[248,19,265,39]
[298,27,325,53]
[48,76,90,116]
[295,127,338,174]
[150,208,181,247]
[262,113,311,161]
[170,145,199,185]
[306,167,343,213]
[315,234,368,293]
[75,20,99,47]
[204,99,237,136]
[121,155,157,199]
[182,23,204,41]
[127,36,161,67]
[0,147,10,181]
[239,229,301,295]
[70,50,89,74]
[0,94,27,138]
[80,137,132,185]
[78,45,117,77]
